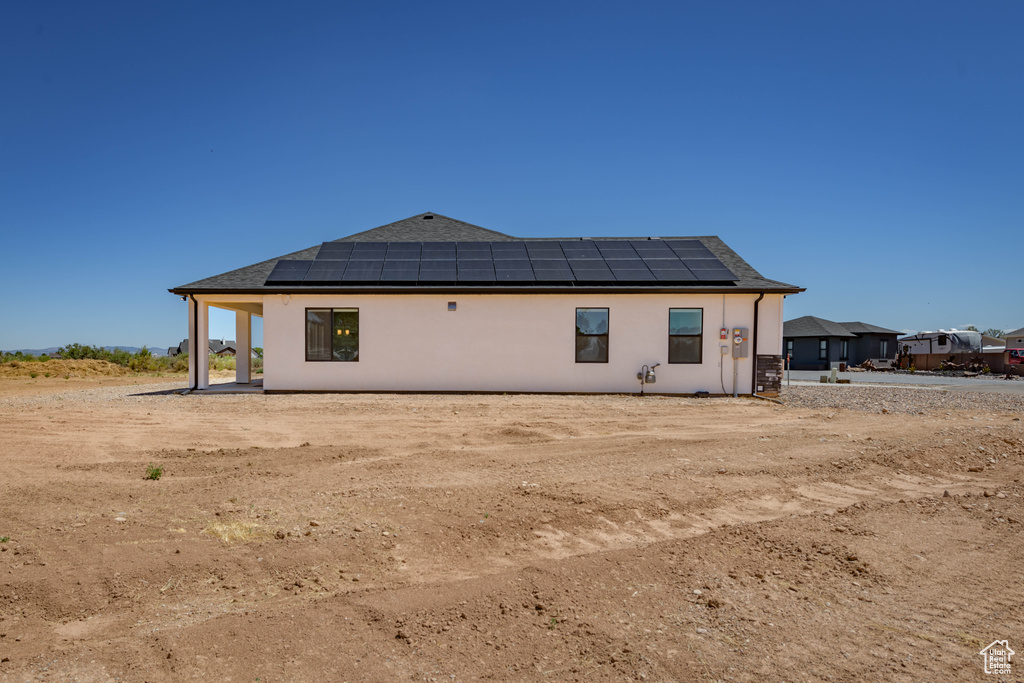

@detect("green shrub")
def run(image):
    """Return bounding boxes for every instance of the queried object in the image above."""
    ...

[144,464,164,480]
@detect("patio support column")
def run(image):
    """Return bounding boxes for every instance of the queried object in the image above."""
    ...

[188,297,210,390]
[236,310,251,384]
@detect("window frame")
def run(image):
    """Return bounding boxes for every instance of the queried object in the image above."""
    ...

[880,339,888,357]
[840,339,849,360]
[819,338,828,360]
[305,307,360,362]
[667,307,703,364]
[575,307,609,364]
[785,339,794,358]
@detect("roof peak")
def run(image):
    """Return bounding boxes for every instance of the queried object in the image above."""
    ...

[338,212,517,243]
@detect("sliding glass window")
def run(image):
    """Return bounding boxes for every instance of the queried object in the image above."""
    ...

[306,308,359,361]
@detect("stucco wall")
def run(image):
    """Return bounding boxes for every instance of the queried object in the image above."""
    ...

[261,293,784,393]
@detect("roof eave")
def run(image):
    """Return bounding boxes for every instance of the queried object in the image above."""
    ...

[170,285,805,296]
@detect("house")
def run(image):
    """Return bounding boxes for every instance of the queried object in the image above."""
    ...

[209,339,237,357]
[782,316,899,370]
[167,338,239,357]
[169,213,804,395]
[1004,327,1024,349]
[981,334,1006,350]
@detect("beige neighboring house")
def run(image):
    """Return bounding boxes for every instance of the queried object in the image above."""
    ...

[1005,327,1024,348]
[168,213,803,394]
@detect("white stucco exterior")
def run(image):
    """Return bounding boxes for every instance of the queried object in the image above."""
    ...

[244,292,785,394]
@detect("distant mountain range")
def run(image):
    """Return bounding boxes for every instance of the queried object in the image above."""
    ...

[3,345,170,357]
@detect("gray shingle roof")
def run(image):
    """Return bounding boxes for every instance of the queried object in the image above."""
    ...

[1004,327,1024,339]
[342,212,516,242]
[783,316,857,338]
[837,321,901,335]
[170,213,803,294]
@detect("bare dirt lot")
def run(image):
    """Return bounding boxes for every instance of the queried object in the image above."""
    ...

[0,378,1022,682]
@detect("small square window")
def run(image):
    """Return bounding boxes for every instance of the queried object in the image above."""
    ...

[448,301,457,311]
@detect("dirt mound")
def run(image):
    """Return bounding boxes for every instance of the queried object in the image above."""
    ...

[0,359,133,378]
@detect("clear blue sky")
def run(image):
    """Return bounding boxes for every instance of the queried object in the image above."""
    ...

[2,1,1021,350]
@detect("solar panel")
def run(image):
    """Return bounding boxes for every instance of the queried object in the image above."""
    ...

[525,242,566,259]
[457,242,492,259]
[666,240,715,259]
[665,239,705,250]
[690,267,737,281]
[418,261,457,282]
[532,261,575,281]
[386,243,421,260]
[568,260,615,281]
[648,263,698,282]
[342,260,383,281]
[270,239,735,287]
[379,261,420,282]
[351,242,388,259]
[560,240,601,259]
[605,260,656,281]
[683,259,735,276]
[303,260,347,283]
[421,242,456,260]
[630,240,676,258]
[595,241,640,259]
[490,242,528,260]
[457,262,496,282]
[494,260,535,282]
[316,242,354,260]
[265,260,312,284]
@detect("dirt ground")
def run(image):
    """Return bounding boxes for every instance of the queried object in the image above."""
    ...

[0,379,1021,682]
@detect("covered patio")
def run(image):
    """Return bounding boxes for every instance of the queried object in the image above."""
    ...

[186,295,264,392]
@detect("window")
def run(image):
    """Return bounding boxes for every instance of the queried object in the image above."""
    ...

[937,334,948,346]
[880,339,888,357]
[575,308,608,363]
[819,339,828,360]
[785,339,794,358]
[840,340,849,360]
[306,308,359,361]
[668,308,703,363]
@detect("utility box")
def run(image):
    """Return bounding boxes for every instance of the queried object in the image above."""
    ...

[732,327,749,358]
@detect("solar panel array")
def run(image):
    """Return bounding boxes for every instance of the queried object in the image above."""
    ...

[265,240,736,286]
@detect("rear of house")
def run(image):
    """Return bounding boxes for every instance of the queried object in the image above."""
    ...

[170,213,803,395]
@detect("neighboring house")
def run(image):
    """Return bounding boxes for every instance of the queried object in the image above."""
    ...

[167,339,239,357]
[982,334,1006,349]
[1004,327,1024,348]
[209,339,237,356]
[782,316,899,370]
[169,212,804,394]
